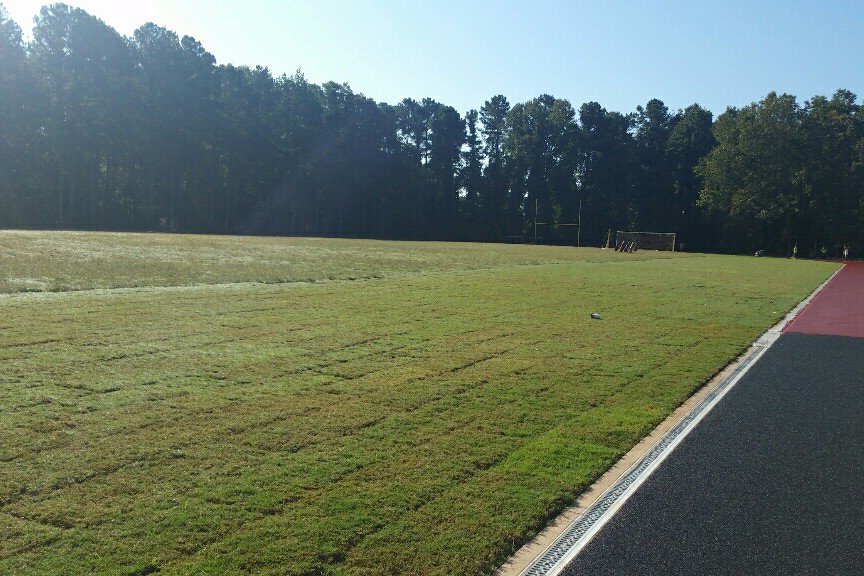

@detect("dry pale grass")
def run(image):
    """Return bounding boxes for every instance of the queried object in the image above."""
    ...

[0,230,681,294]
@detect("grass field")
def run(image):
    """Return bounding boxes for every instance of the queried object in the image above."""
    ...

[0,231,839,575]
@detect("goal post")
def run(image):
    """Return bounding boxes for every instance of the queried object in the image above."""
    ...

[615,231,676,251]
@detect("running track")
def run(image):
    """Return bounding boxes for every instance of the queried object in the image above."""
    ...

[559,262,864,575]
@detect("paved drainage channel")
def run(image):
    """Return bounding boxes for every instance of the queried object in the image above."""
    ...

[517,268,840,576]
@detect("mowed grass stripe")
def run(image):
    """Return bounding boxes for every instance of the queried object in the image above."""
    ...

[0,242,837,575]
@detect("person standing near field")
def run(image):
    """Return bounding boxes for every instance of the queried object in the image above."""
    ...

[843,245,849,260]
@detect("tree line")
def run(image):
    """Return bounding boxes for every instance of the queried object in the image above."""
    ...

[2,4,863,257]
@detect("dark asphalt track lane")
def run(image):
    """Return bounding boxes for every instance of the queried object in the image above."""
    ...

[561,333,864,576]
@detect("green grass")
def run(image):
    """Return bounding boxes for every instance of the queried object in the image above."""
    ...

[0,231,838,575]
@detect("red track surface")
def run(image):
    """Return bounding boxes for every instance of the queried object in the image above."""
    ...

[783,261,864,338]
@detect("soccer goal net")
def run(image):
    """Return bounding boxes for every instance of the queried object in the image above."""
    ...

[614,231,676,252]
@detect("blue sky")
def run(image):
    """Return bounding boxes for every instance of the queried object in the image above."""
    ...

[3,0,863,118]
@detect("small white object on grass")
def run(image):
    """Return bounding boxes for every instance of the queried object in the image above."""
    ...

[591,313,602,320]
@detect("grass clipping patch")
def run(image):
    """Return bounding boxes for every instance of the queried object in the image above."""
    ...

[0,234,838,575]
